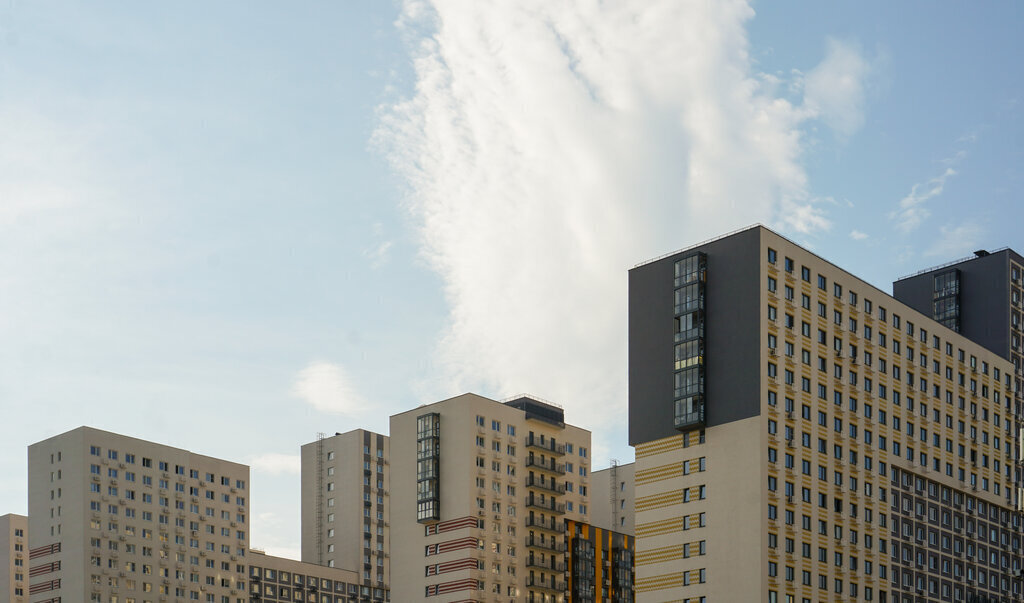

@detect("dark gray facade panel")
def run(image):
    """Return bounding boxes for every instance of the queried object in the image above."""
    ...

[894,251,1015,360]
[628,227,762,445]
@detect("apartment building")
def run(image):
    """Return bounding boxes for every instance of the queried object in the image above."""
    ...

[565,519,634,602]
[300,429,390,589]
[390,393,593,602]
[591,463,635,536]
[628,225,1022,602]
[1,513,28,602]
[247,548,381,602]
[27,426,251,602]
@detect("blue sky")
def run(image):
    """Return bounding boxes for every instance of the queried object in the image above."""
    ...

[1,1,1021,557]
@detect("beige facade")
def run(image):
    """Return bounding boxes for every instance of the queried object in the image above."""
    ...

[27,426,250,603]
[590,462,635,536]
[1,513,28,602]
[633,226,1020,602]
[247,548,383,602]
[300,429,390,589]
[390,393,593,603]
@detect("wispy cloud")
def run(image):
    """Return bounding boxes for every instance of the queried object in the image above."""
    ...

[890,167,957,233]
[849,230,868,241]
[376,1,870,436]
[291,362,366,415]
[364,240,393,269]
[249,453,301,475]
[800,38,871,138]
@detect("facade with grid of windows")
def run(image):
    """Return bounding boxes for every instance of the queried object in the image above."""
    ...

[247,548,380,603]
[2,513,28,602]
[300,430,389,589]
[27,426,251,603]
[565,519,634,602]
[390,393,593,602]
[629,225,1023,602]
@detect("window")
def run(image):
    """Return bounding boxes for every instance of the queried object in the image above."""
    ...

[785,257,794,273]
[801,266,811,282]
[768,248,777,264]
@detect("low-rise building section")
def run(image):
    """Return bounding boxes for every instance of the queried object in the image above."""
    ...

[1,513,28,602]
[248,548,384,602]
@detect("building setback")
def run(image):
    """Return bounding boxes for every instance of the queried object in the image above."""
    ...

[1,513,28,602]
[390,393,594,602]
[628,225,1022,602]
[300,429,390,589]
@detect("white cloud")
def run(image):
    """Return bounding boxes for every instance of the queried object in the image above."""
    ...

[849,230,868,241]
[801,38,870,138]
[376,2,869,433]
[365,240,393,268]
[249,453,301,476]
[890,167,957,233]
[925,222,983,258]
[291,362,366,415]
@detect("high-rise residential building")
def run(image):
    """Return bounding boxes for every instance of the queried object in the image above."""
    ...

[565,519,634,602]
[247,548,382,602]
[27,426,251,603]
[300,429,390,589]
[590,463,635,536]
[390,393,594,603]
[1,513,28,602]
[628,225,1022,602]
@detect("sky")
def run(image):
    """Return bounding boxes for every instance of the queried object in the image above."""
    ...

[1,0,1022,558]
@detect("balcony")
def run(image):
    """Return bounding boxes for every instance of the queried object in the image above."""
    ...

[526,557,566,572]
[525,576,567,593]
[524,516,565,534]
[525,496,565,515]
[525,476,565,495]
[525,456,565,475]
[525,536,566,553]
[525,435,565,456]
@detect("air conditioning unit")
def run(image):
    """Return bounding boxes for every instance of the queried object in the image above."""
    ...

[769,348,778,357]
[1012,568,1022,578]
[786,411,794,419]
[786,496,793,503]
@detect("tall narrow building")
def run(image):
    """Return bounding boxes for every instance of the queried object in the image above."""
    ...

[27,426,251,603]
[628,225,1022,602]
[1,513,28,602]
[590,463,635,536]
[300,429,390,589]
[390,393,593,603]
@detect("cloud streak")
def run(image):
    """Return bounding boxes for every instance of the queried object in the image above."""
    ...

[890,167,957,233]
[291,361,366,416]
[376,1,869,446]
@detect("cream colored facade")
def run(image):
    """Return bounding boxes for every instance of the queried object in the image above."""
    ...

[591,462,635,536]
[246,549,381,602]
[300,429,390,588]
[1,513,28,602]
[390,393,593,603]
[27,426,250,603]
[633,226,1020,602]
